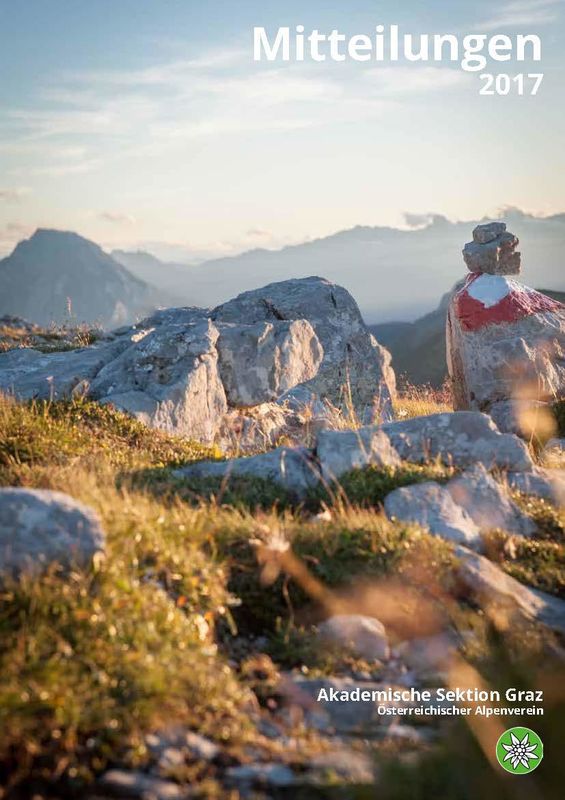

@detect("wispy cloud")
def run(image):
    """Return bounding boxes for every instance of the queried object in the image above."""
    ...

[480,0,562,30]
[98,211,137,225]
[0,44,477,181]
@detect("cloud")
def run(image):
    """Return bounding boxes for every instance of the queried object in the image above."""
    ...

[98,212,137,225]
[480,0,561,30]
[0,187,30,202]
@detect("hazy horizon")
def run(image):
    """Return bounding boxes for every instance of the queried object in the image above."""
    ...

[1,0,565,262]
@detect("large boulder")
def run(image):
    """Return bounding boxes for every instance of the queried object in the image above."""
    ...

[447,222,565,413]
[0,488,105,577]
[212,276,396,421]
[316,426,401,482]
[0,277,396,446]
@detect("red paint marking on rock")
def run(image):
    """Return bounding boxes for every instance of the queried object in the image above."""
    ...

[455,276,562,332]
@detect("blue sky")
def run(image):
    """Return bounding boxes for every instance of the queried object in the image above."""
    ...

[0,0,564,260]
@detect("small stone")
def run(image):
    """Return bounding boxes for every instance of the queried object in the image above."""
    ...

[463,230,520,275]
[98,769,184,799]
[318,614,389,661]
[472,222,507,244]
[184,731,220,761]
[225,763,295,788]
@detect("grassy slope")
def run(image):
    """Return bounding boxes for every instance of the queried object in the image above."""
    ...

[0,395,563,797]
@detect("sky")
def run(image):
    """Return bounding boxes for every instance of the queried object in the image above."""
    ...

[0,0,564,261]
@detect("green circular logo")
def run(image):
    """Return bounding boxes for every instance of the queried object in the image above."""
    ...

[496,727,543,774]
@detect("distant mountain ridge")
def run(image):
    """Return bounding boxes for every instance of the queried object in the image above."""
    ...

[113,209,565,323]
[0,229,165,328]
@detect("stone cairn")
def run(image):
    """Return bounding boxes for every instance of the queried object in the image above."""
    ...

[462,221,521,276]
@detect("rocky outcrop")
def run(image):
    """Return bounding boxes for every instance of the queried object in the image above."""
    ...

[0,489,105,578]
[447,222,565,418]
[0,277,396,445]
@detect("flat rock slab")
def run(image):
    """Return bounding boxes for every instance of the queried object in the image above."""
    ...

[316,426,400,482]
[384,482,482,549]
[381,411,533,471]
[455,546,565,637]
[174,446,321,498]
[0,488,105,578]
[447,464,536,536]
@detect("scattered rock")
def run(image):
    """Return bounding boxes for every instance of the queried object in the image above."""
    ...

[543,438,565,466]
[184,731,221,762]
[384,482,482,548]
[381,411,532,471]
[174,446,321,498]
[0,489,105,578]
[395,633,456,673]
[463,223,520,275]
[225,762,295,789]
[318,614,389,661]
[447,464,536,536]
[506,467,565,506]
[455,546,565,636]
[98,769,184,799]
[316,426,400,482]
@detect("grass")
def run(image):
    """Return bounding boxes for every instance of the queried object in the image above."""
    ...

[0,393,563,797]
[0,320,101,354]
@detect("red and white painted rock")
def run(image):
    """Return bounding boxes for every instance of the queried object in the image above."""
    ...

[447,272,565,411]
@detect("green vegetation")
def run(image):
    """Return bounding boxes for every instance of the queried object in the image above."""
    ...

[0,394,563,797]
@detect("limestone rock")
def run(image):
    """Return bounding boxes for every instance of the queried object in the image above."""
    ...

[215,319,323,406]
[455,546,565,636]
[384,482,482,548]
[507,467,565,506]
[174,446,321,498]
[447,228,565,414]
[316,426,400,482]
[447,464,536,536]
[318,614,389,661]
[212,276,396,420]
[381,411,532,471]
[98,769,184,799]
[0,340,126,400]
[90,319,228,443]
[0,489,105,577]
[488,399,553,437]
[463,222,520,275]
